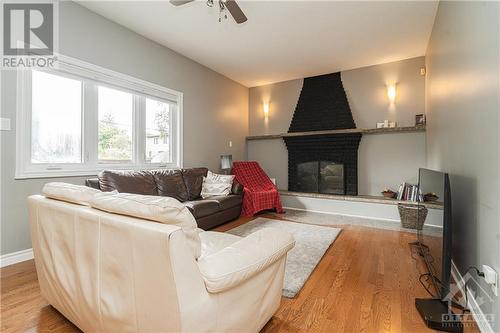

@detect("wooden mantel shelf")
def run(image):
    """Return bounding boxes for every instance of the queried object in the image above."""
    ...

[246,125,425,141]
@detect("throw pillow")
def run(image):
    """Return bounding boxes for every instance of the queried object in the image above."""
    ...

[201,171,235,199]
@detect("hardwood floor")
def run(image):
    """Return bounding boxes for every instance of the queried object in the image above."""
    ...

[1,214,478,333]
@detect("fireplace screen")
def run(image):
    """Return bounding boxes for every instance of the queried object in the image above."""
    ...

[296,161,344,194]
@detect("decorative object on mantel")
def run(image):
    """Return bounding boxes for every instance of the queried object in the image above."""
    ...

[376,120,397,129]
[398,204,428,230]
[381,189,397,198]
[415,114,426,126]
[423,192,439,202]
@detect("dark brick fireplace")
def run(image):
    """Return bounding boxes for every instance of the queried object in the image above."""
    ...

[283,72,362,196]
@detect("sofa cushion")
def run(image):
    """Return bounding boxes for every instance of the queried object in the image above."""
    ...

[182,168,208,200]
[183,200,220,218]
[98,170,157,195]
[43,182,101,206]
[90,192,201,258]
[197,228,295,293]
[201,171,235,199]
[209,195,243,210]
[85,178,100,190]
[199,231,241,258]
[150,169,189,201]
[231,182,243,195]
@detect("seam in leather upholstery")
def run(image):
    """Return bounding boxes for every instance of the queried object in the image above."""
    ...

[199,240,295,293]
[98,193,184,211]
[97,216,103,332]
[202,241,294,281]
[130,229,139,332]
[166,231,184,333]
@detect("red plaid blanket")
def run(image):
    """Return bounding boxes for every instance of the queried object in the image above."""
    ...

[232,161,284,217]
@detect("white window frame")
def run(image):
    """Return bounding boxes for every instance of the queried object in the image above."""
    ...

[15,54,183,179]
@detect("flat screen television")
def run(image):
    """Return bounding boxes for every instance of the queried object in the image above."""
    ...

[417,168,452,299]
[415,168,460,332]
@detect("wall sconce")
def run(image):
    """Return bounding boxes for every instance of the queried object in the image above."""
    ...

[263,102,270,120]
[387,84,397,103]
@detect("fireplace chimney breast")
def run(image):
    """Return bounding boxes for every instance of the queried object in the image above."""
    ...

[284,72,362,196]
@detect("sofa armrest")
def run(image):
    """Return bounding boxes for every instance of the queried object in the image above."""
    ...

[85,178,100,190]
[197,228,294,293]
[231,181,243,195]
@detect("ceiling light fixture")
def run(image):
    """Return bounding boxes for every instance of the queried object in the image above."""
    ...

[172,0,248,24]
[218,0,228,22]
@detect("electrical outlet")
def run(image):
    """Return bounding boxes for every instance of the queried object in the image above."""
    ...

[482,265,498,296]
[0,118,11,131]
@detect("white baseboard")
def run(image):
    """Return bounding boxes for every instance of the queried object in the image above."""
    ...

[451,260,495,333]
[0,248,34,268]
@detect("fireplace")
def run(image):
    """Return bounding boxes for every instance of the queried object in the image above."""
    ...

[284,72,362,196]
[284,133,361,195]
[296,161,344,194]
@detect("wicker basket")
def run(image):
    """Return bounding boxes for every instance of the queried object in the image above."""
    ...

[398,204,428,230]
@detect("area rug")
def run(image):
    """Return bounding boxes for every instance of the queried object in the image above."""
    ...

[227,217,341,298]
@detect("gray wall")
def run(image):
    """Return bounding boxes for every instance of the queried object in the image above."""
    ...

[0,2,248,255]
[248,57,427,195]
[426,1,499,321]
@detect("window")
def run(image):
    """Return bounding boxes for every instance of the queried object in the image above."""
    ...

[145,98,170,163]
[98,86,133,162]
[16,55,183,178]
[31,71,82,164]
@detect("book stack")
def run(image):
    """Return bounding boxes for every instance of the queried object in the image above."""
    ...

[396,182,423,202]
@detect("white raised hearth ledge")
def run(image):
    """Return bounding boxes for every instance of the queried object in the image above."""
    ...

[280,191,444,227]
[246,125,426,140]
[280,190,443,210]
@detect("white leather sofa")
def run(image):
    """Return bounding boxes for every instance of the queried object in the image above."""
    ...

[28,183,294,333]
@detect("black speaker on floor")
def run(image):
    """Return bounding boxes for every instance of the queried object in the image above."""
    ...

[415,299,463,333]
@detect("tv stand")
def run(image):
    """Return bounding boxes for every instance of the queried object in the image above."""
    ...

[415,298,463,332]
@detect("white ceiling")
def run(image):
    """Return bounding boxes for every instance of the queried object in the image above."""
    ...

[78,1,438,87]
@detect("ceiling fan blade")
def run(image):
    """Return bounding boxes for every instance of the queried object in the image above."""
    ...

[224,0,247,24]
[170,0,195,6]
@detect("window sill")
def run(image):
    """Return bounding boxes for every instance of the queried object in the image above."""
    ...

[15,164,182,180]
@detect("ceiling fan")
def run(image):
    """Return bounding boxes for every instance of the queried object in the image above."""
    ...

[170,0,248,24]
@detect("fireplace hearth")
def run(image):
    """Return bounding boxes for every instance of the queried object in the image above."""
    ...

[284,72,362,196]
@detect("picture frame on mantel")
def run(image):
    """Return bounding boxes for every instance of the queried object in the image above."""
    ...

[415,114,426,126]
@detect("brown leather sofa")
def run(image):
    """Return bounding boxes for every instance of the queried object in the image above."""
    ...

[85,168,243,230]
